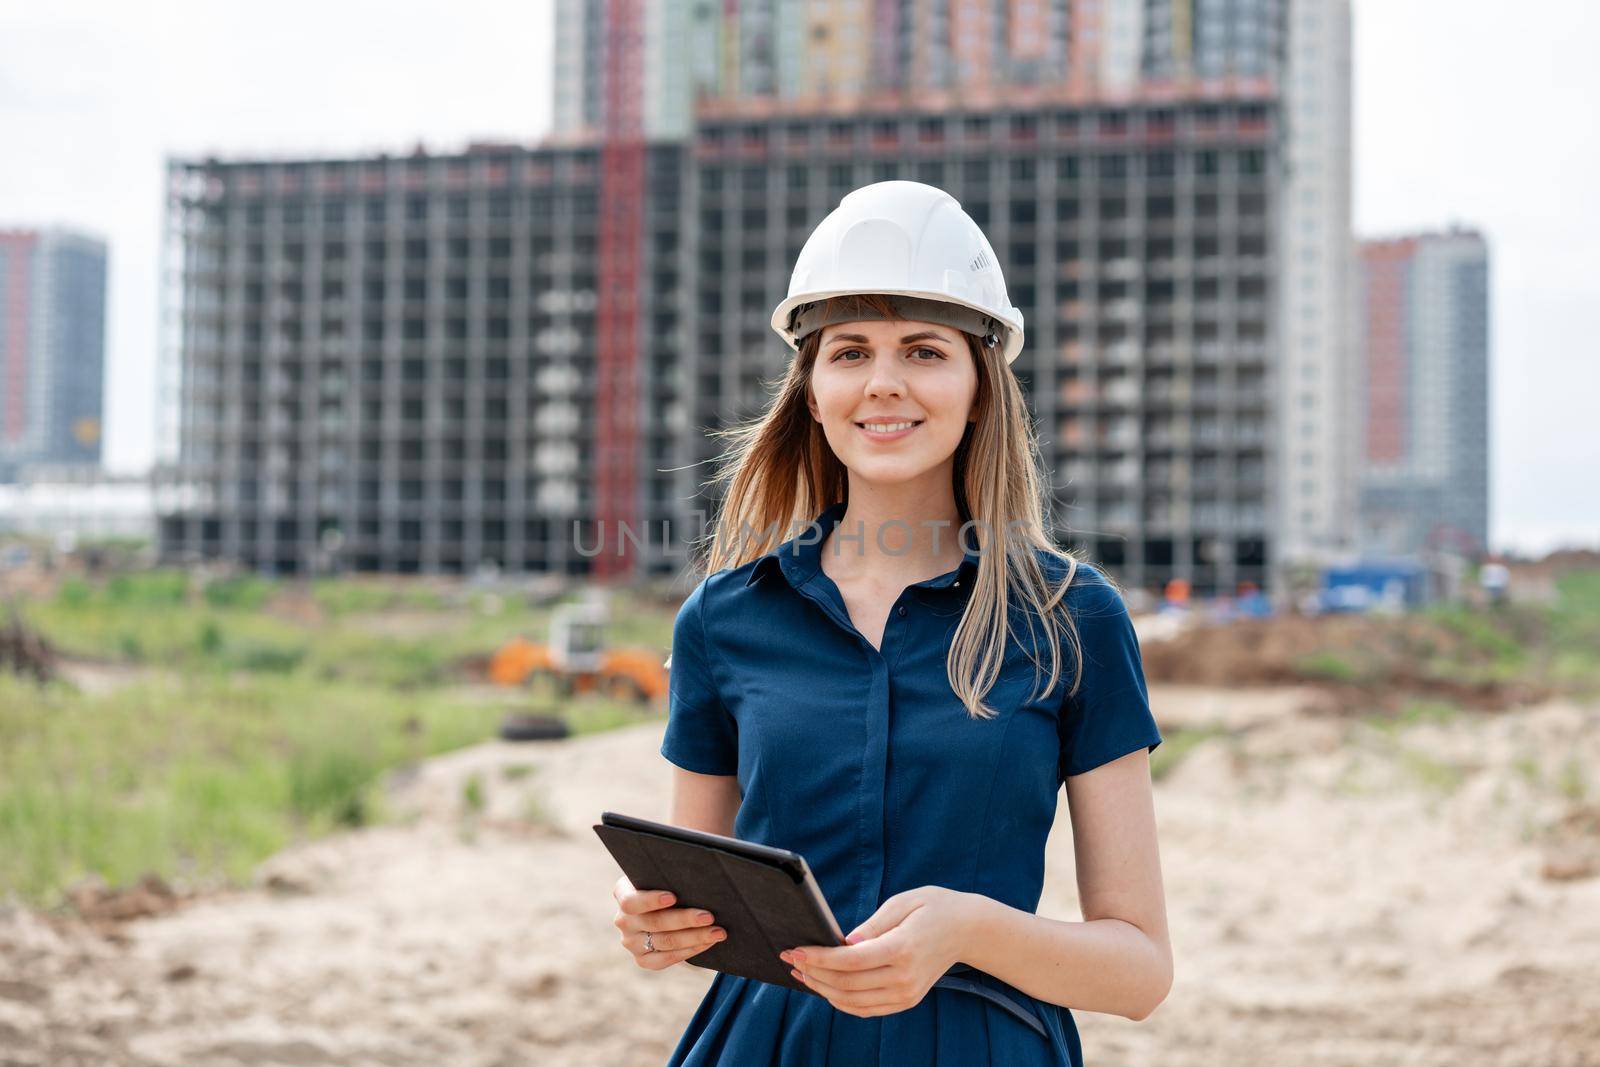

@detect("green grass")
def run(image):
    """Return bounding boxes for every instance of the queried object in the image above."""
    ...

[202,575,275,612]
[1295,650,1361,684]
[20,570,576,690]
[1,569,676,908]
[0,670,510,907]
[309,577,450,616]
[1547,570,1600,696]
[1412,569,1600,695]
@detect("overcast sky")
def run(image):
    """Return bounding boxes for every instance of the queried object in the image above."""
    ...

[1,0,1595,554]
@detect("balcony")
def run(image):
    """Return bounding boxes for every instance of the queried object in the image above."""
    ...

[1144,378,1190,406]
[1145,342,1184,365]
[1104,458,1140,487]
[1102,377,1141,407]
[1060,379,1095,407]
[1102,340,1140,367]
[1098,418,1140,450]
[1061,461,1094,488]
[1096,502,1136,528]
[1102,258,1140,282]
[1145,421,1189,450]
[1101,297,1140,322]
[1233,423,1268,447]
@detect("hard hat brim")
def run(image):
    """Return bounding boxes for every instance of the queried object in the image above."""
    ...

[771,288,1025,366]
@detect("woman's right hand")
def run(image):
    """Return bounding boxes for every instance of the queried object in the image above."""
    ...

[612,873,728,969]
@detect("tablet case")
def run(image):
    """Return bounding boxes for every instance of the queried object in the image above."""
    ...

[593,811,1050,1037]
[593,811,844,993]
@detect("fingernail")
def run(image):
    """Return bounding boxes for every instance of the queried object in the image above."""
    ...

[697,911,714,923]
[658,893,674,905]
[791,969,805,982]
[779,950,791,963]
[712,928,726,940]
[791,949,806,962]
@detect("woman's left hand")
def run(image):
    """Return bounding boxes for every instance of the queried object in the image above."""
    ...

[780,886,984,1018]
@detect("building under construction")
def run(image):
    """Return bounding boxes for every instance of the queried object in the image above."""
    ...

[159,0,1350,598]
[156,144,688,578]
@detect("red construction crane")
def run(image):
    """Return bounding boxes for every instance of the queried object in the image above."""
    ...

[594,0,646,581]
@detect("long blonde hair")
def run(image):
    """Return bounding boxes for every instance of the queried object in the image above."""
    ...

[698,292,1099,720]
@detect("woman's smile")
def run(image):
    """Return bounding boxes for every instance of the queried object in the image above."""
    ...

[855,418,924,441]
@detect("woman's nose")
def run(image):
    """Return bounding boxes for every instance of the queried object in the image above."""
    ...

[863,363,907,398]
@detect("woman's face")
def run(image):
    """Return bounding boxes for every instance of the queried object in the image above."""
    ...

[807,318,978,487]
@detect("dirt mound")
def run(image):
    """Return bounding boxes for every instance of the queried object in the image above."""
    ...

[1139,612,1554,712]
[64,874,198,937]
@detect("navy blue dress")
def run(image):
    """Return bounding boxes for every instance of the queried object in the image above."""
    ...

[659,501,1163,1066]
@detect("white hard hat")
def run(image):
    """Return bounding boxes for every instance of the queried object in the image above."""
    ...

[771,180,1026,365]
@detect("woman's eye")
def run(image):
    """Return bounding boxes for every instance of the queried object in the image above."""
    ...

[833,347,945,362]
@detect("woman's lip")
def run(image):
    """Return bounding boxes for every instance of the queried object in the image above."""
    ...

[855,420,923,441]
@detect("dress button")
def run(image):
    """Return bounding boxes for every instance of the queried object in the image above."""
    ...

[897,605,907,617]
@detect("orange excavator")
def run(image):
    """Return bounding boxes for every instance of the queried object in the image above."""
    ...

[488,592,669,706]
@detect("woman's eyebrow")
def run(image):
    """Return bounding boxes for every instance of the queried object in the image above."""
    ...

[826,331,954,346]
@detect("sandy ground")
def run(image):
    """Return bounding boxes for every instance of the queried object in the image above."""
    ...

[4,685,1600,1067]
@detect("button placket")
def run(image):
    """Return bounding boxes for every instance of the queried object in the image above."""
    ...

[794,570,895,933]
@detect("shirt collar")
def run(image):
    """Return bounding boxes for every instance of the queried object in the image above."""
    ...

[743,501,981,591]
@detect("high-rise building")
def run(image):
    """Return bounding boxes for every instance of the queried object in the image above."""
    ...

[161,0,1335,599]
[1356,227,1490,558]
[0,227,108,478]
[552,0,1290,140]
[1272,0,1357,578]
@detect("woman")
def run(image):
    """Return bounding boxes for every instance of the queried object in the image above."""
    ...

[611,181,1171,1065]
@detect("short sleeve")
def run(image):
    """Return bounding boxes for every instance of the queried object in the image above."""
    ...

[659,579,739,776]
[1058,571,1163,780]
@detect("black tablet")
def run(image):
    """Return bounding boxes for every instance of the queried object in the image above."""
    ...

[594,810,845,992]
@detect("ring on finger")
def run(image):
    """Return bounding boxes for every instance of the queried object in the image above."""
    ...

[644,930,656,953]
